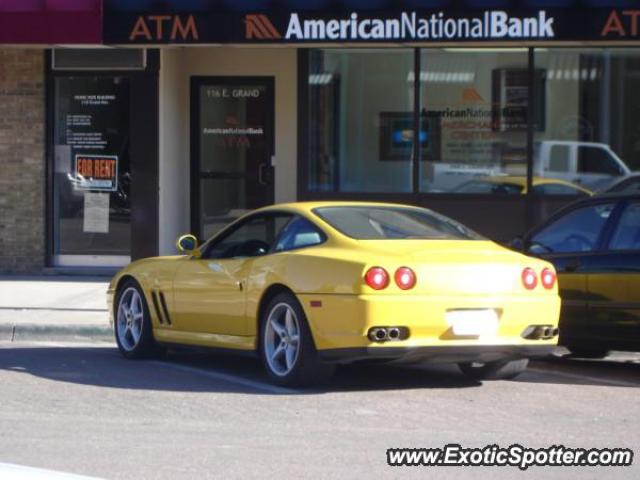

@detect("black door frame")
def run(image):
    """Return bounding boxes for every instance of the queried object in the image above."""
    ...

[44,49,160,266]
[190,76,275,240]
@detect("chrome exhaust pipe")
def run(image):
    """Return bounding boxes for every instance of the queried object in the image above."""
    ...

[387,327,401,341]
[522,325,559,340]
[369,327,388,342]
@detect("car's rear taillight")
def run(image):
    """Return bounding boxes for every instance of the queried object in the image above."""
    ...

[365,267,389,290]
[541,268,556,289]
[521,267,538,290]
[394,267,416,290]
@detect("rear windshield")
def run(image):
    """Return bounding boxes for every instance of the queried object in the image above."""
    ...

[313,206,483,240]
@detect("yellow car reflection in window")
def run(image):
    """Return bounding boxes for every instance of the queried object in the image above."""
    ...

[107,202,560,386]
[454,176,593,196]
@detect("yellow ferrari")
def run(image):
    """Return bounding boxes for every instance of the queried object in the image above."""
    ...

[454,176,593,196]
[108,202,560,386]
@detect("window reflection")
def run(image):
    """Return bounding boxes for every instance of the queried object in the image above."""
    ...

[305,47,640,197]
[534,49,636,194]
[419,49,529,193]
[307,49,414,193]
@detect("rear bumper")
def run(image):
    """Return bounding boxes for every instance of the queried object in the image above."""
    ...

[299,292,561,351]
[318,345,558,364]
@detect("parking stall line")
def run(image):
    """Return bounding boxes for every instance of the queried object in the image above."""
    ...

[148,360,297,395]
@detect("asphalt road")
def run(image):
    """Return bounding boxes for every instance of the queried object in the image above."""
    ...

[0,342,638,480]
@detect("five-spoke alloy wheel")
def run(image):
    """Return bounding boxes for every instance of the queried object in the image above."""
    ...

[264,303,301,377]
[260,292,334,386]
[114,280,156,359]
[117,287,144,352]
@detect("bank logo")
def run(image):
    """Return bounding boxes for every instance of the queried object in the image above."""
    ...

[245,14,282,40]
[462,88,485,103]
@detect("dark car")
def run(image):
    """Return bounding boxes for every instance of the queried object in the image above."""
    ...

[600,174,640,195]
[512,193,640,357]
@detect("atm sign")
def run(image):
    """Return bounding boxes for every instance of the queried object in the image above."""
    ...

[74,154,118,192]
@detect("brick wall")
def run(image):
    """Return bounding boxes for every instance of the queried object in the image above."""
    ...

[0,49,45,273]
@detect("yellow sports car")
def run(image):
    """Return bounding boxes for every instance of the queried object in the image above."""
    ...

[108,202,560,386]
[454,176,593,196]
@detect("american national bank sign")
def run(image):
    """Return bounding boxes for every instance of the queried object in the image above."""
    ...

[103,3,640,45]
[279,11,555,41]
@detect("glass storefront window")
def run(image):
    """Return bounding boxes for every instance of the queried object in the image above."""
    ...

[534,49,638,195]
[419,48,529,194]
[304,47,640,202]
[52,76,131,266]
[307,49,414,193]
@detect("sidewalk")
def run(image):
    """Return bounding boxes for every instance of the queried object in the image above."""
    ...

[0,276,114,343]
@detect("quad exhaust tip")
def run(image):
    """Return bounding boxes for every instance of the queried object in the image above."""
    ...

[522,325,559,340]
[388,327,401,340]
[368,326,407,343]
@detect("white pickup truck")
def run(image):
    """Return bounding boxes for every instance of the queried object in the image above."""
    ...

[534,141,630,191]
[425,140,631,192]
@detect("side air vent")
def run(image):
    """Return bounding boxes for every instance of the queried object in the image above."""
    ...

[158,291,173,326]
[150,290,164,325]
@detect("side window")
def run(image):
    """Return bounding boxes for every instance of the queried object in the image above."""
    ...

[578,147,621,175]
[203,214,291,259]
[548,145,570,172]
[275,217,326,252]
[609,203,640,251]
[530,203,615,254]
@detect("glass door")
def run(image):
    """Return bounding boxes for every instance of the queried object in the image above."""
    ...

[51,76,131,267]
[191,76,275,241]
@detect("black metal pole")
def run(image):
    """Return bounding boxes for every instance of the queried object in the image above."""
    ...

[413,48,421,196]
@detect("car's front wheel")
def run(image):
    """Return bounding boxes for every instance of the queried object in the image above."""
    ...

[259,292,334,387]
[458,358,529,380]
[114,280,156,359]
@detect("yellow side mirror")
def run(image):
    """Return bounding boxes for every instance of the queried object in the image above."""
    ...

[176,234,199,256]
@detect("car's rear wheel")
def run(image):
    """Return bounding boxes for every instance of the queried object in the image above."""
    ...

[566,346,609,359]
[114,280,156,359]
[260,292,335,387]
[458,358,529,380]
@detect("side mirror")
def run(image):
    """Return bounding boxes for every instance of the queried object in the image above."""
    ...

[508,236,525,252]
[176,234,199,255]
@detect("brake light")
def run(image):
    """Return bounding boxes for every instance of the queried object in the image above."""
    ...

[365,267,389,290]
[541,268,556,289]
[521,267,538,290]
[394,267,416,290]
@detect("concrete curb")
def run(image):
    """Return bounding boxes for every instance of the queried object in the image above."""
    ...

[0,323,114,343]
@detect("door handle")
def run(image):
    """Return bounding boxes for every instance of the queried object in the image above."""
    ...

[563,260,581,273]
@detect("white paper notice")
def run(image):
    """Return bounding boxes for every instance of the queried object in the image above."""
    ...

[83,192,110,233]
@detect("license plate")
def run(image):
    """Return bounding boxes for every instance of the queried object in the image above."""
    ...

[446,309,499,336]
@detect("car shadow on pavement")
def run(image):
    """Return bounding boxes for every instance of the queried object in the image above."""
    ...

[3,346,636,394]
[514,356,640,388]
[0,346,255,394]
[0,345,483,394]
[134,349,487,392]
